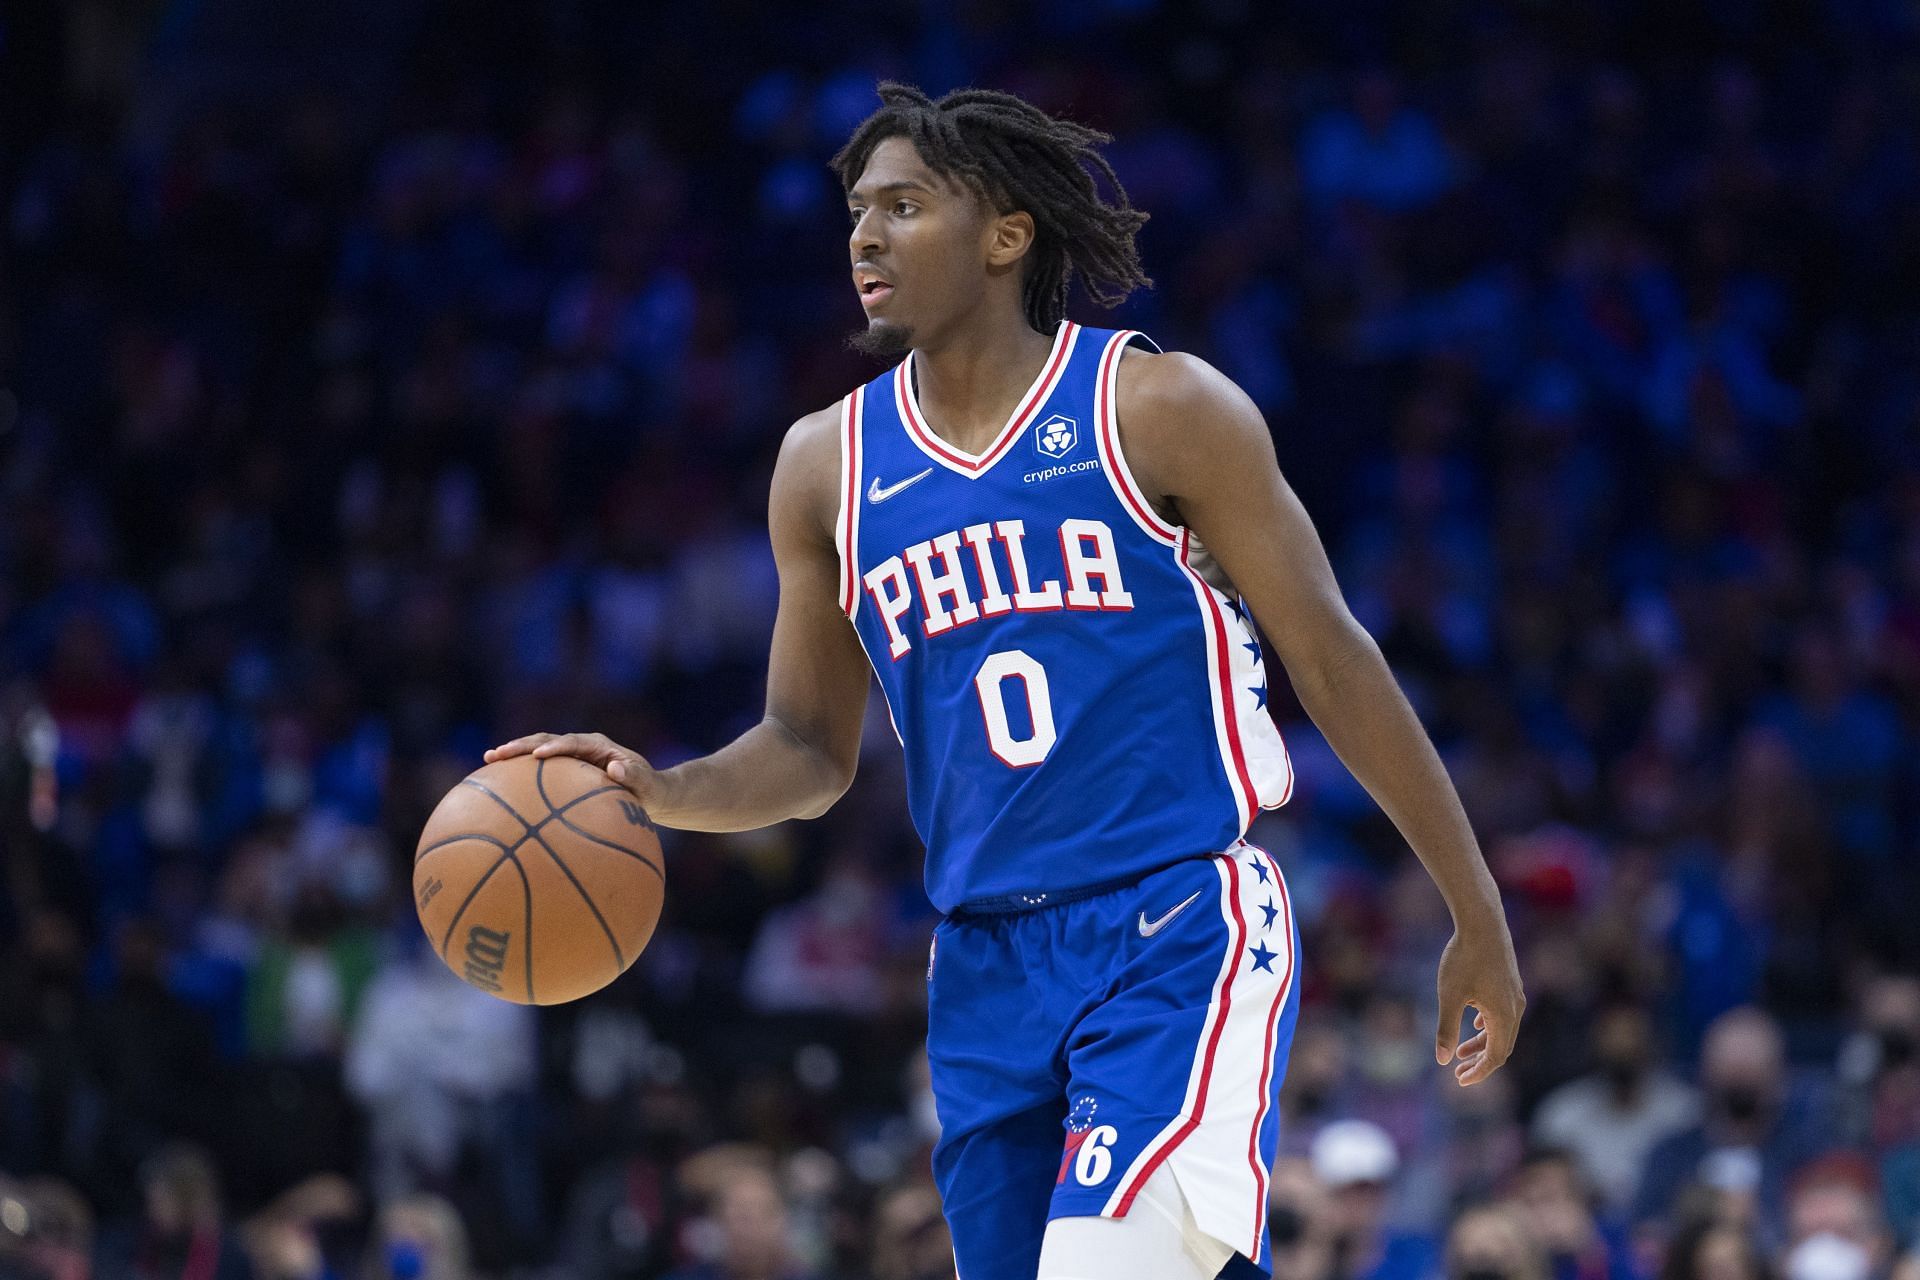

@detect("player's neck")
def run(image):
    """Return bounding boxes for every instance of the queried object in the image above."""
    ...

[910,313,1058,456]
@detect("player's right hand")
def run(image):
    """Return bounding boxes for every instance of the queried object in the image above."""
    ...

[485,732,662,804]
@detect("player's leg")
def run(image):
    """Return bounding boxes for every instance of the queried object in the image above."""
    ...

[935,1095,1068,1278]
[926,913,1072,1280]
[1044,842,1302,1272]
[1036,1162,1233,1280]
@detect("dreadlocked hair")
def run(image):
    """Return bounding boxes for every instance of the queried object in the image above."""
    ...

[830,81,1152,332]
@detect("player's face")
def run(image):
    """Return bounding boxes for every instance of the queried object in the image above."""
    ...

[846,136,997,358]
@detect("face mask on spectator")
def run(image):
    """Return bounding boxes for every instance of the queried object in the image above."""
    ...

[1785,1232,1872,1280]
[1600,1052,1644,1091]
[1877,1026,1916,1072]
[1455,1266,1513,1280]
[1713,1084,1767,1124]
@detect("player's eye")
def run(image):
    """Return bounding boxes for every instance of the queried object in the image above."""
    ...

[848,208,865,225]
[894,200,916,216]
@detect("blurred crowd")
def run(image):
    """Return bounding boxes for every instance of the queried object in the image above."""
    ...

[4,1,1920,1278]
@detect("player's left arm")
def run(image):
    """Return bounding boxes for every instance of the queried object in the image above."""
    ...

[1116,349,1525,1086]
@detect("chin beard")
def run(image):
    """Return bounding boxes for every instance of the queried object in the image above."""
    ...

[847,320,915,360]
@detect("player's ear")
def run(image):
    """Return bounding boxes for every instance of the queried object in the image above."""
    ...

[985,209,1037,269]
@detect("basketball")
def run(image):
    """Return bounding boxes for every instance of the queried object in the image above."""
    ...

[413,754,665,1005]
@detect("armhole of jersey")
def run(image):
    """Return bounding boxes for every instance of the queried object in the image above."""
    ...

[1094,330,1181,548]
[835,386,864,619]
[1095,330,1267,826]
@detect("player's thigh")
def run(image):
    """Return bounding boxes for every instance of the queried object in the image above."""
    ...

[1049,845,1301,1268]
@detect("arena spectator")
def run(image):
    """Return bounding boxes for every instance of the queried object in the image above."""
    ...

[84,923,223,1212]
[1312,1119,1436,1280]
[95,1145,252,1280]
[741,853,888,1017]
[1280,1022,1354,1157]
[866,1184,950,1280]
[1505,1150,1633,1280]
[1659,1218,1773,1280]
[367,1195,470,1280]
[1634,1009,1832,1232]
[1835,977,1920,1156]
[12,1177,92,1280]
[239,1175,362,1280]
[1444,1204,1547,1280]
[1781,1163,1894,1280]
[663,1156,819,1280]
[555,1147,670,1280]
[243,885,376,1064]
[1534,1006,1701,1213]
[1267,1156,1337,1280]
[343,933,539,1251]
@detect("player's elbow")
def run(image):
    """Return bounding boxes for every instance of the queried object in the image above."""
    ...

[795,758,856,820]
[765,713,857,819]
[1290,618,1383,706]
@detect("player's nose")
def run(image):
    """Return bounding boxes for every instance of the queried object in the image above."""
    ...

[849,207,884,258]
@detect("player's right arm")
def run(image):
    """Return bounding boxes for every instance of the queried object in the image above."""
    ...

[485,405,871,830]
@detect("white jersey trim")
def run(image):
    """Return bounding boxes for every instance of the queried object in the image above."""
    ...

[835,384,905,747]
[896,320,1080,478]
[836,386,865,618]
[1092,329,1179,547]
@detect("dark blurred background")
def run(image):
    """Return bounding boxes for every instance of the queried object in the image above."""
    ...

[2,2,1919,1279]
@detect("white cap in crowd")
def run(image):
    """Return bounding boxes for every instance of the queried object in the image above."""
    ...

[1310,1119,1400,1189]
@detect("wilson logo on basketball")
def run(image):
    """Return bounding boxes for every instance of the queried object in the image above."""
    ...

[463,925,511,993]
[618,800,655,830]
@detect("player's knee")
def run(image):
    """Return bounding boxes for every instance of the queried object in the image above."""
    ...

[1034,1168,1234,1280]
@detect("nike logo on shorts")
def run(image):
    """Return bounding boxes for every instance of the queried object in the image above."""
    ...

[868,468,933,503]
[1137,890,1204,937]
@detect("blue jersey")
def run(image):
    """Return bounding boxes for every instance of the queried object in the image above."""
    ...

[836,320,1292,913]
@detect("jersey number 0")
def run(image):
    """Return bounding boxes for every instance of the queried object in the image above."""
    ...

[974,649,1057,767]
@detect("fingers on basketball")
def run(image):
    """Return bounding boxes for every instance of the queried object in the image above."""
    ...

[531,732,588,758]
[485,732,555,762]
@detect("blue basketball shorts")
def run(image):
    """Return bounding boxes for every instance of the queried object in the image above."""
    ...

[927,841,1302,1280]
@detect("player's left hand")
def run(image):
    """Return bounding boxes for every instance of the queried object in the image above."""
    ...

[1434,921,1525,1087]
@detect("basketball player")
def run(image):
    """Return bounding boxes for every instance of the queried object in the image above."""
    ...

[489,83,1525,1280]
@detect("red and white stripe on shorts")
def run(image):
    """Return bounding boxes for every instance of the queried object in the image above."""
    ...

[1101,840,1296,1262]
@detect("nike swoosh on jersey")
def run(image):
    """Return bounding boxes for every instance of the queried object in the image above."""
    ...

[868,468,933,504]
[1137,889,1204,937]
